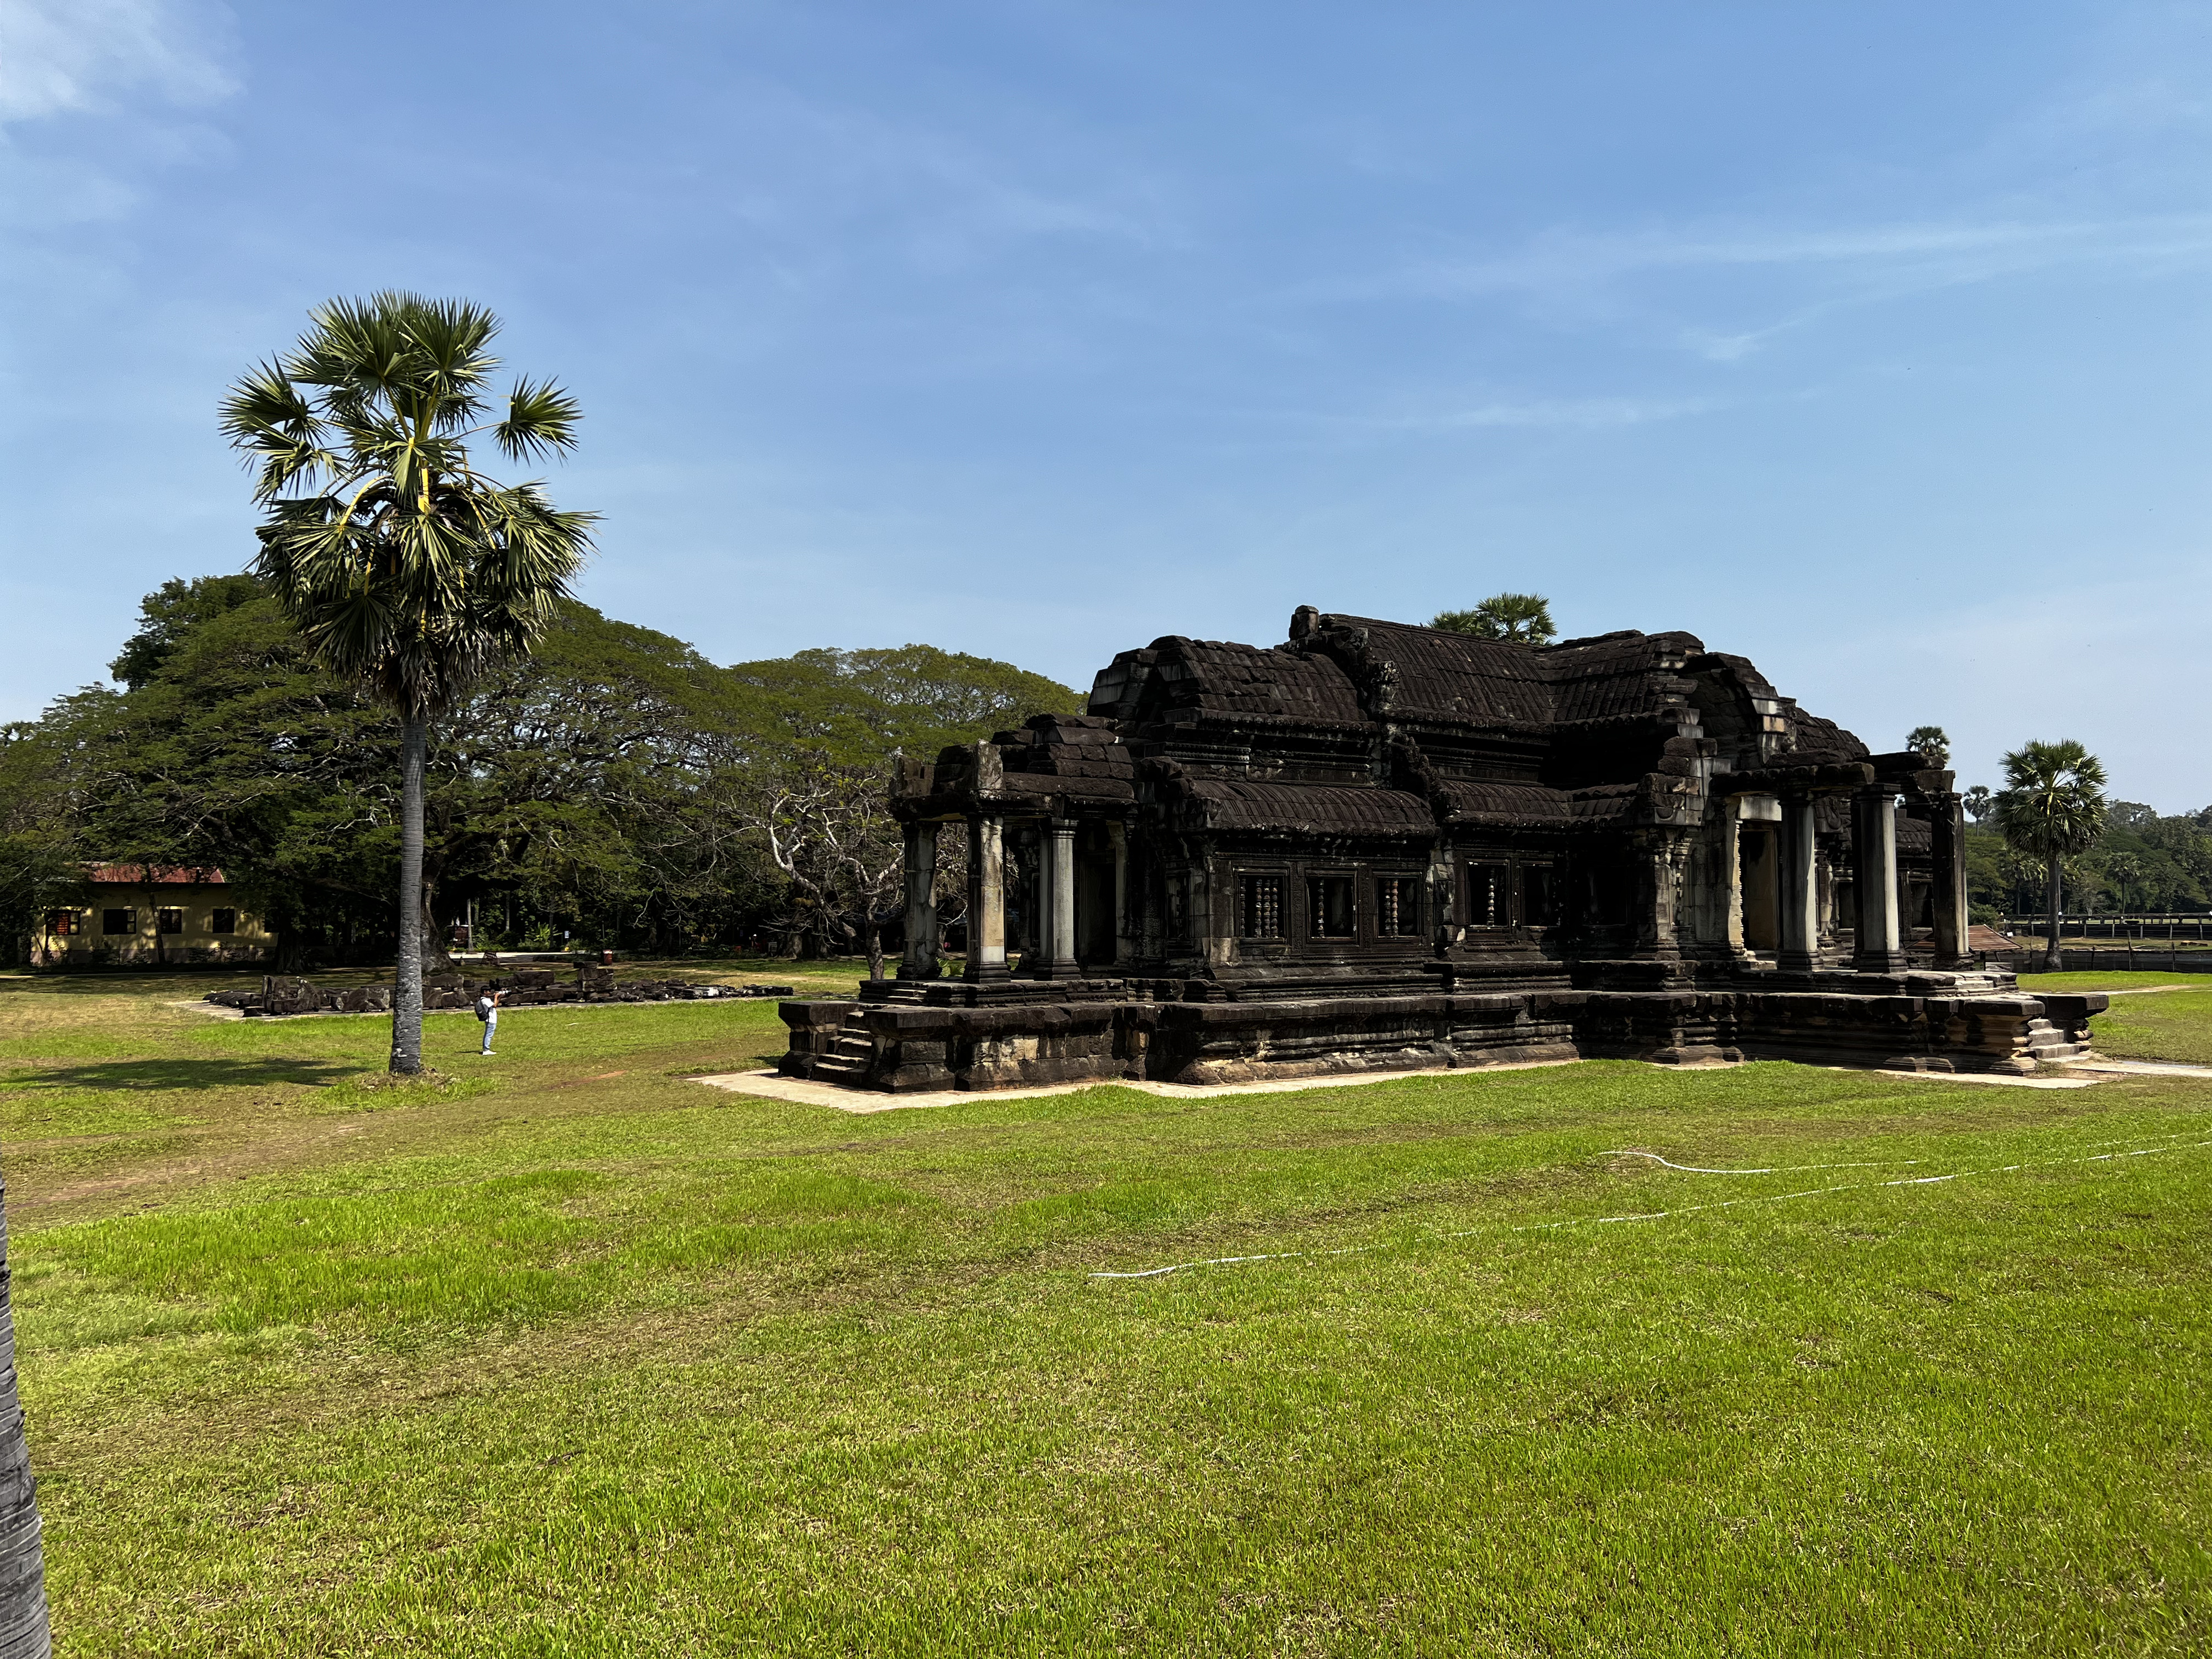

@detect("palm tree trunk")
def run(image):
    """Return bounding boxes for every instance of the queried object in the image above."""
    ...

[0,1173,53,1657]
[2044,853,2064,973]
[390,713,428,1074]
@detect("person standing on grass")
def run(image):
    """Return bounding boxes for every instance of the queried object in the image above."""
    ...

[476,987,504,1056]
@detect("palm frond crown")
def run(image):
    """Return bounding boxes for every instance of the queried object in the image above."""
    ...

[1993,738,2107,862]
[1430,592,1557,644]
[221,291,597,718]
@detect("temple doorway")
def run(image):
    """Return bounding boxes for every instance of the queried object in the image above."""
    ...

[1074,820,1118,969]
[1740,825,1780,951]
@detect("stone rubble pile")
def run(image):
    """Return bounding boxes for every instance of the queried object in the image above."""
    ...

[206,965,794,1018]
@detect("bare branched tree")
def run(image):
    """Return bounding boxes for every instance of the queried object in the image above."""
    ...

[739,760,904,977]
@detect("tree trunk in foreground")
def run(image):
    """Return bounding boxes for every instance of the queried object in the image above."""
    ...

[0,1173,53,1658]
[2044,853,2064,973]
[390,713,428,1074]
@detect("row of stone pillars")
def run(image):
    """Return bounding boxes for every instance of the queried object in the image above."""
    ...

[898,817,1083,983]
[1772,785,1968,974]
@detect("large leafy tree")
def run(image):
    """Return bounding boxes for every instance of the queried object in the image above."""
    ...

[19,577,1076,971]
[726,646,1083,766]
[1431,593,1557,643]
[1994,739,2108,971]
[50,593,774,964]
[221,293,595,1072]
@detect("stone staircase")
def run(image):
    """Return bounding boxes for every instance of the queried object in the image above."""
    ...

[2020,1016,2092,1066]
[804,983,932,1086]
[806,1007,878,1085]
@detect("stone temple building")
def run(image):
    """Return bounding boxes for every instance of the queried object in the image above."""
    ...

[781,608,2103,1091]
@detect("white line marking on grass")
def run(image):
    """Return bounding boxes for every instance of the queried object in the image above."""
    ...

[1089,1138,2212,1281]
[1602,1151,1919,1175]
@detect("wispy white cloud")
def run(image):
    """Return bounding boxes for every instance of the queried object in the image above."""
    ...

[1371,395,1719,431]
[1290,210,2212,369]
[1232,392,1725,450]
[0,0,237,125]
[1368,214,2212,302]
[699,82,1180,278]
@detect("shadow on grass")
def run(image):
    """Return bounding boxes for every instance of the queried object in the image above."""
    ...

[0,970,278,999]
[6,1057,357,1093]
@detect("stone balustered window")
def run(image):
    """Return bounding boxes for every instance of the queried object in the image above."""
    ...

[1239,874,1285,939]
[1375,877,1421,936]
[1465,863,1511,928]
[1307,875,1355,938]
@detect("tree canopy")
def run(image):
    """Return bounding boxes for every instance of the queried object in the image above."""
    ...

[6,576,1079,966]
[108,574,267,690]
[1431,593,1557,643]
[1905,726,1950,768]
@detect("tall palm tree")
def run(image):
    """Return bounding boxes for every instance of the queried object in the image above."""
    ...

[1431,592,1557,643]
[1994,739,2107,972]
[221,293,595,1073]
[0,1169,51,1657]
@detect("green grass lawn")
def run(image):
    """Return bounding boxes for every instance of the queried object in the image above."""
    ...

[4,965,2210,1655]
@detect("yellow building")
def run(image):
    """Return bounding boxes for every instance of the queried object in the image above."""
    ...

[33,865,275,966]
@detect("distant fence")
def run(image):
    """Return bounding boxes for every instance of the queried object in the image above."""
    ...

[2010,946,2212,975]
[2002,915,2212,943]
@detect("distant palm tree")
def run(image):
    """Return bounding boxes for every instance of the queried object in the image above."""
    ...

[1905,724,1950,768]
[1963,784,1994,823]
[1994,739,2108,972]
[0,1171,50,1657]
[1431,593,1557,643]
[2100,852,2144,914]
[221,293,596,1073]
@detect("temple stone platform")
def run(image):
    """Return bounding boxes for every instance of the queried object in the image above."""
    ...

[779,966,2108,1094]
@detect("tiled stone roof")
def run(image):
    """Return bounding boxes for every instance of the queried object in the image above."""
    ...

[1089,638,1368,726]
[1178,780,1436,837]
[1431,781,1637,828]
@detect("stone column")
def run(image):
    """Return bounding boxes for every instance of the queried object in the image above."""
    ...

[896,821,941,980]
[1039,818,1079,978]
[1851,787,1907,974]
[962,815,1008,983]
[1928,791,1970,968]
[1108,821,1130,967]
[1630,831,1689,958]
[1719,813,1746,956]
[1777,793,1822,973]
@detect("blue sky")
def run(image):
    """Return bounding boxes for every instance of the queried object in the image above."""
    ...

[4,1,2208,808]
